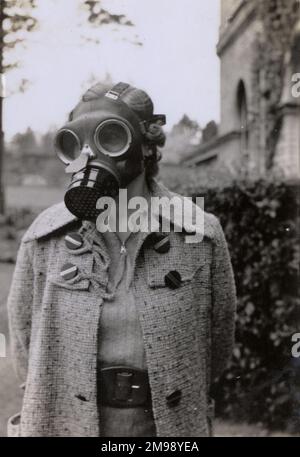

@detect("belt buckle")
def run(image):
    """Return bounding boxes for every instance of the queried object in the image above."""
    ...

[99,365,151,408]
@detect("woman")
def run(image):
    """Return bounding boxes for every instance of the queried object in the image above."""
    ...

[7,81,237,437]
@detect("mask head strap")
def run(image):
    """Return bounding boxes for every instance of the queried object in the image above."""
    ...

[105,82,130,101]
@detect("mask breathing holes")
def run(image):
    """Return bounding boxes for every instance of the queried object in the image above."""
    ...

[64,167,119,221]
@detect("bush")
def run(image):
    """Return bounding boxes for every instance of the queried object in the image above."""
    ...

[0,208,38,263]
[174,178,300,430]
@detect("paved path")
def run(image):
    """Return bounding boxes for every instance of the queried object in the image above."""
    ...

[0,264,22,437]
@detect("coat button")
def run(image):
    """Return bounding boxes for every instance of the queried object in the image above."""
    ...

[60,263,78,280]
[166,389,182,407]
[152,233,170,253]
[164,270,182,289]
[65,232,83,250]
[144,232,170,253]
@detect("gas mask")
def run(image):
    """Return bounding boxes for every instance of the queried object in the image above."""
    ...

[55,82,166,221]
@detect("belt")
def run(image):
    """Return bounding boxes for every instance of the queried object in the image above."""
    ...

[98,365,152,408]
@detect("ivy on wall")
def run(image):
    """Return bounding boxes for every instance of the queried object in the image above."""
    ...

[251,0,300,168]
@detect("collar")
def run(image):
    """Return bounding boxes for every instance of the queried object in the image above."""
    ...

[23,178,216,243]
[148,178,215,242]
[89,178,215,243]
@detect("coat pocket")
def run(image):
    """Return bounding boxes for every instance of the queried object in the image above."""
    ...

[7,412,22,437]
[144,234,211,289]
[146,254,207,289]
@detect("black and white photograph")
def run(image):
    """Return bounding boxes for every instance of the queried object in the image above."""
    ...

[0,0,299,441]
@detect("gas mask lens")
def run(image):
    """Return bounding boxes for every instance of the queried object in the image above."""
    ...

[55,129,81,164]
[94,119,132,157]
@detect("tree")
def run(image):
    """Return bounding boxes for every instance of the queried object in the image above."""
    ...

[40,130,56,156]
[84,1,134,27]
[11,127,37,155]
[170,114,200,138]
[82,0,141,46]
[202,120,218,143]
[0,0,37,213]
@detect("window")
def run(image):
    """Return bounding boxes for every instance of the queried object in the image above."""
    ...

[237,80,248,154]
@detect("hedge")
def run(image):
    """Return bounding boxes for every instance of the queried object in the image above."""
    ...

[174,178,300,431]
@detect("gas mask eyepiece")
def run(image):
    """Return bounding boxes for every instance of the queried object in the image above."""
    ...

[94,119,132,157]
[56,119,134,163]
[55,129,81,164]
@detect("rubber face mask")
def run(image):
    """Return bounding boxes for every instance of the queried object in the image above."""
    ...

[55,83,146,221]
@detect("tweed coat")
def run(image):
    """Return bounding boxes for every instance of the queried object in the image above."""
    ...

[7,179,237,437]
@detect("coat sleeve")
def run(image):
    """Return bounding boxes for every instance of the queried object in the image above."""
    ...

[7,238,34,385]
[210,217,237,383]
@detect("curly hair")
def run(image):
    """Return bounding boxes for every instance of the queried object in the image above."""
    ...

[143,122,165,180]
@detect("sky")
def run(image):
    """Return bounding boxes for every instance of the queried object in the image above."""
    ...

[4,0,220,140]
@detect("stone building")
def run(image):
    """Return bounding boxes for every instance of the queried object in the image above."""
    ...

[185,0,300,182]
